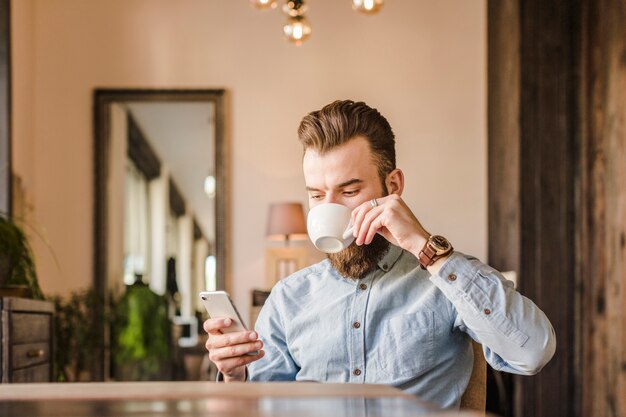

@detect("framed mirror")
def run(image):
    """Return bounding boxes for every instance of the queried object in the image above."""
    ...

[94,89,229,321]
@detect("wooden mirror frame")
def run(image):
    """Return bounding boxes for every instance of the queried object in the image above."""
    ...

[0,0,11,216]
[93,88,230,302]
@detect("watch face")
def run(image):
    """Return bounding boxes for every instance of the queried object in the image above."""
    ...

[429,235,451,253]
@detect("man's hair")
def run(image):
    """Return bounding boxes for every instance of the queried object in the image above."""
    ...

[297,100,396,184]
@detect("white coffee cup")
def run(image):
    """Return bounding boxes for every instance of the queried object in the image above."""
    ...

[307,203,355,253]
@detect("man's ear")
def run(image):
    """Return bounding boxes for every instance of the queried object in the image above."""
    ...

[385,169,404,195]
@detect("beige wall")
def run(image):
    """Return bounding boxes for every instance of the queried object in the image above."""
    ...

[11,0,486,321]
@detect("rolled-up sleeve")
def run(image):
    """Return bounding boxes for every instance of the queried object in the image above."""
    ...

[430,252,556,375]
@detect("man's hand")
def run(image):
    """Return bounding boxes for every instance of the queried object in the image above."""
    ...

[203,317,265,382]
[350,194,429,259]
[350,194,453,273]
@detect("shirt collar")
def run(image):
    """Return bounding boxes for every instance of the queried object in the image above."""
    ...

[377,244,404,273]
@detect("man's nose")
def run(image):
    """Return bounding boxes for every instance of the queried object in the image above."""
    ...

[323,194,339,205]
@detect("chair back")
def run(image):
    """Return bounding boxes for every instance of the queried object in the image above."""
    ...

[460,340,487,412]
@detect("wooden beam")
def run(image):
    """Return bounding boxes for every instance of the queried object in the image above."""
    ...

[487,0,521,275]
[490,1,626,416]
[517,1,580,416]
[487,1,520,414]
[488,1,580,415]
[127,113,161,181]
[578,0,626,415]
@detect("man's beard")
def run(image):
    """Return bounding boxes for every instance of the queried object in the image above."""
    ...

[328,234,390,280]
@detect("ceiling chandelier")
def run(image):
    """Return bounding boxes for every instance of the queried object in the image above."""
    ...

[249,0,384,46]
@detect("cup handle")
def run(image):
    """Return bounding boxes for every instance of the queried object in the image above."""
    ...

[342,225,355,240]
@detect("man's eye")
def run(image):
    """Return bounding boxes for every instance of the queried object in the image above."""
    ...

[310,195,324,200]
[343,190,358,196]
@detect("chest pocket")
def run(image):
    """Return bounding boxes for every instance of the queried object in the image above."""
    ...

[375,310,435,379]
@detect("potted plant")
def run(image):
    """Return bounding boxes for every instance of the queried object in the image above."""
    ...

[0,214,43,299]
[51,288,105,382]
[110,279,173,381]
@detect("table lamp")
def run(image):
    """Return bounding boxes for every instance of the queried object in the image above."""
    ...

[265,202,308,282]
[266,202,307,245]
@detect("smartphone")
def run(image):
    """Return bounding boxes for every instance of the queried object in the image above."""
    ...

[199,291,259,356]
[199,291,249,334]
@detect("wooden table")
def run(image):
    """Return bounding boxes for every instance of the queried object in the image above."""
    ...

[0,381,482,417]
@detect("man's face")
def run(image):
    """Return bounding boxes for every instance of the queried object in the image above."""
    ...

[303,136,390,279]
[303,136,385,210]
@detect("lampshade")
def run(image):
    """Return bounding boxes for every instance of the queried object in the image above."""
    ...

[266,202,307,241]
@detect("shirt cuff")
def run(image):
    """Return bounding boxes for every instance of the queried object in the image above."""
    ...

[429,251,479,299]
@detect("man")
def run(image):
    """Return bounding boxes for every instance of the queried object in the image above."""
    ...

[204,100,556,409]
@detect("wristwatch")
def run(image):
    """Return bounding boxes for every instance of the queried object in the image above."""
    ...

[418,235,453,269]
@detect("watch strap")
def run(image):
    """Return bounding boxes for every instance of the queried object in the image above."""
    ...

[418,243,438,269]
[418,236,453,269]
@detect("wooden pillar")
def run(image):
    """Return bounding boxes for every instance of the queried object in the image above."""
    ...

[0,0,11,215]
[487,2,520,413]
[489,1,579,416]
[488,1,520,275]
[489,1,626,416]
[579,0,626,415]
[517,1,580,416]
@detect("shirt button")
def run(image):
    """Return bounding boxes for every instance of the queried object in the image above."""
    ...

[382,264,388,270]
[359,283,368,290]
[353,321,361,329]
[353,368,361,376]
[448,273,457,281]
[484,308,491,315]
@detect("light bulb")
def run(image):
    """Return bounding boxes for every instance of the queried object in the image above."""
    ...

[352,0,384,14]
[204,175,216,198]
[249,0,277,10]
[283,16,312,45]
[282,0,308,17]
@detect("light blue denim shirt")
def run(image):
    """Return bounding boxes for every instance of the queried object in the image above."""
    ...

[248,246,556,409]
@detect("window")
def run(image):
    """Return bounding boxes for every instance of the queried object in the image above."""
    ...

[124,160,151,285]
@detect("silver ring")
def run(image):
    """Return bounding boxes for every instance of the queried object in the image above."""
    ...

[370,198,378,208]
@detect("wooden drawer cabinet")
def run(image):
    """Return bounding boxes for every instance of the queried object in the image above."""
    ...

[1,297,54,383]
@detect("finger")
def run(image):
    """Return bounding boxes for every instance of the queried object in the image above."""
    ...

[351,204,369,237]
[203,317,235,334]
[206,330,259,350]
[364,215,384,245]
[356,206,384,245]
[352,196,387,238]
[210,340,264,361]
[218,350,266,374]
